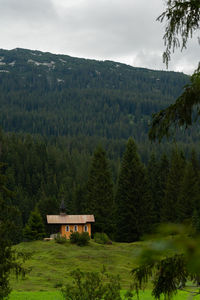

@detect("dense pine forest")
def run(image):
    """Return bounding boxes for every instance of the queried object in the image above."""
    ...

[1,131,200,243]
[1,48,200,243]
[0,48,190,140]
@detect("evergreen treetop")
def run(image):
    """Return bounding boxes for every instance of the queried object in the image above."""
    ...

[23,208,46,241]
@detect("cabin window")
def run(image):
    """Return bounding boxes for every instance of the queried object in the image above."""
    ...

[66,225,70,232]
[84,225,88,232]
[74,225,78,232]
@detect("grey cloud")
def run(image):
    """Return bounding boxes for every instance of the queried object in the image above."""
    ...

[0,0,58,50]
[0,0,57,23]
[57,0,164,56]
[0,0,198,74]
[131,50,163,70]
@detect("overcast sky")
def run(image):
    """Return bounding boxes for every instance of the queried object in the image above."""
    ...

[0,0,199,75]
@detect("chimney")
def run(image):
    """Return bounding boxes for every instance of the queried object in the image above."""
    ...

[60,199,66,215]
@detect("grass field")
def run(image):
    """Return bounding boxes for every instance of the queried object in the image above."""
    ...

[9,290,200,299]
[10,291,63,300]
[11,240,200,299]
[12,239,141,291]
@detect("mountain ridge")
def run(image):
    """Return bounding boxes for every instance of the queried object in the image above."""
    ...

[0,47,187,73]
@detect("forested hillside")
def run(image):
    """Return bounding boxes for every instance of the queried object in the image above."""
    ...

[0,48,189,141]
[1,48,200,245]
[1,132,200,244]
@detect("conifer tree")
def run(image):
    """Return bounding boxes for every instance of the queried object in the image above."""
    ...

[147,153,162,224]
[190,149,200,179]
[0,162,27,300]
[162,149,185,222]
[178,161,200,222]
[73,184,88,214]
[23,208,46,241]
[86,146,114,235]
[158,153,170,221]
[115,138,152,242]
[192,209,200,233]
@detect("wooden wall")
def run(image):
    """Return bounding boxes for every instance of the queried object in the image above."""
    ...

[60,223,91,239]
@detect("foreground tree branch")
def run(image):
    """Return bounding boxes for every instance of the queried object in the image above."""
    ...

[157,0,200,66]
[149,66,200,141]
[132,224,200,299]
[149,0,200,141]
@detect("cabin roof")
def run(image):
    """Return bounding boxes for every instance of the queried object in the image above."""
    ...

[46,214,95,224]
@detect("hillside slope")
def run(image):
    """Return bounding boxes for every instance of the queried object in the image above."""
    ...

[0,48,189,141]
[11,242,194,300]
[13,240,140,291]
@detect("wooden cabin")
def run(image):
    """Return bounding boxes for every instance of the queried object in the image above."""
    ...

[47,214,95,239]
[46,200,95,239]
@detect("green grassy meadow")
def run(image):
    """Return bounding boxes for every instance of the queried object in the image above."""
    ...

[12,240,140,291]
[10,291,63,300]
[9,290,200,300]
[11,240,200,299]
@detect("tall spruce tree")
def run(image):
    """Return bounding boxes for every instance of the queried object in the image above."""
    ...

[86,146,114,235]
[178,161,200,222]
[0,162,27,299]
[190,149,200,179]
[73,184,88,214]
[147,153,162,225]
[158,153,170,221]
[115,138,152,242]
[162,149,186,222]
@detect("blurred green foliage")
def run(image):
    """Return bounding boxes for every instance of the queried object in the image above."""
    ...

[132,223,200,299]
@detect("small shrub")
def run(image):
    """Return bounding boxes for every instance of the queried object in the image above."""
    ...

[70,232,90,246]
[62,268,122,300]
[55,234,67,244]
[70,232,80,244]
[77,232,90,246]
[94,232,111,244]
